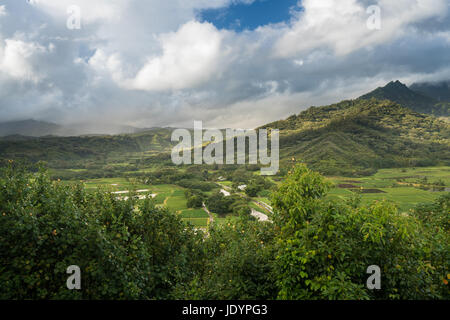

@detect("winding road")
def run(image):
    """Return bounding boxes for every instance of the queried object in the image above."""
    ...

[202,202,214,224]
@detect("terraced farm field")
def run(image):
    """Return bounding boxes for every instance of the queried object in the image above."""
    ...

[68,178,212,227]
[327,166,450,212]
[59,166,449,223]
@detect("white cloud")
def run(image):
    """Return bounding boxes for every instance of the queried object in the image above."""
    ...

[0,38,47,82]
[26,0,249,25]
[27,0,125,23]
[275,0,449,57]
[91,21,228,91]
[0,0,448,128]
[0,5,7,16]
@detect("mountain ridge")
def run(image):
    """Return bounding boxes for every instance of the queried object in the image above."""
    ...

[358,80,449,116]
[2,80,448,137]
[0,119,166,137]
[261,98,449,175]
[1,81,449,176]
[410,80,450,102]
[0,119,63,137]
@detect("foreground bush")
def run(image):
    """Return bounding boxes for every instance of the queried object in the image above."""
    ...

[0,163,448,300]
[0,164,204,299]
[272,164,449,300]
[173,215,277,300]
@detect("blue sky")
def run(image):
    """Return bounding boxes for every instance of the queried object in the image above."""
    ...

[199,0,300,31]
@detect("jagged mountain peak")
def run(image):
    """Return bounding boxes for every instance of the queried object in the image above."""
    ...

[358,80,449,116]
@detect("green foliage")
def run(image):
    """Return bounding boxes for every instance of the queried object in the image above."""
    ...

[141,168,216,191]
[1,163,448,300]
[230,168,254,184]
[173,216,277,300]
[245,175,275,198]
[205,192,249,216]
[272,164,449,300]
[186,194,204,209]
[0,163,204,299]
[262,98,450,176]
[271,164,332,234]
[244,184,262,197]
[412,193,450,230]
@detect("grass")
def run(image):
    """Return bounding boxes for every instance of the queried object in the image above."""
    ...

[182,218,209,227]
[166,190,188,211]
[255,197,271,206]
[80,179,211,227]
[60,166,449,217]
[67,178,191,211]
[217,181,232,187]
[179,209,209,219]
[249,202,271,216]
[327,166,450,212]
[62,177,150,191]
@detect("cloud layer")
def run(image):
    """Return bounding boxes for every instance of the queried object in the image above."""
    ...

[0,0,449,131]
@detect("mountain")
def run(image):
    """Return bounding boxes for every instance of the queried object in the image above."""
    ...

[410,80,450,102]
[0,120,63,137]
[0,119,150,137]
[262,98,450,176]
[358,80,449,116]
[63,123,143,136]
[0,128,176,166]
[1,83,450,177]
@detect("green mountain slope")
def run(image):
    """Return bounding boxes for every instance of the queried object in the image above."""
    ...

[262,98,450,176]
[359,80,449,116]
[1,91,450,178]
[0,128,176,166]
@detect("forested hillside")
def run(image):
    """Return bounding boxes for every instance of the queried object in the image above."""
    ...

[1,88,450,177]
[0,128,176,166]
[262,98,450,176]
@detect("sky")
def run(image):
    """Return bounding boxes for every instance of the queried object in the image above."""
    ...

[0,0,449,131]
[199,0,299,31]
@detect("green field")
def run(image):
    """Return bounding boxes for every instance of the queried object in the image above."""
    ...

[327,166,450,212]
[76,179,211,228]
[179,209,209,227]
[60,166,449,221]
[249,202,271,216]
[166,190,189,211]
[179,209,209,219]
[182,218,209,227]
[64,177,150,191]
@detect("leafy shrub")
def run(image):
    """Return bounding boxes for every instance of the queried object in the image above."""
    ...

[272,164,449,300]
[173,216,277,300]
[0,164,204,299]
[187,195,203,209]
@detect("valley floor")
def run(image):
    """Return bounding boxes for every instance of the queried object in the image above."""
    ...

[327,166,450,212]
[58,166,449,226]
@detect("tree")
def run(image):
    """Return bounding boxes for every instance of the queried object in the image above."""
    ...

[271,164,449,300]
[245,183,262,197]
[0,164,205,299]
[173,216,277,300]
[187,195,203,209]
